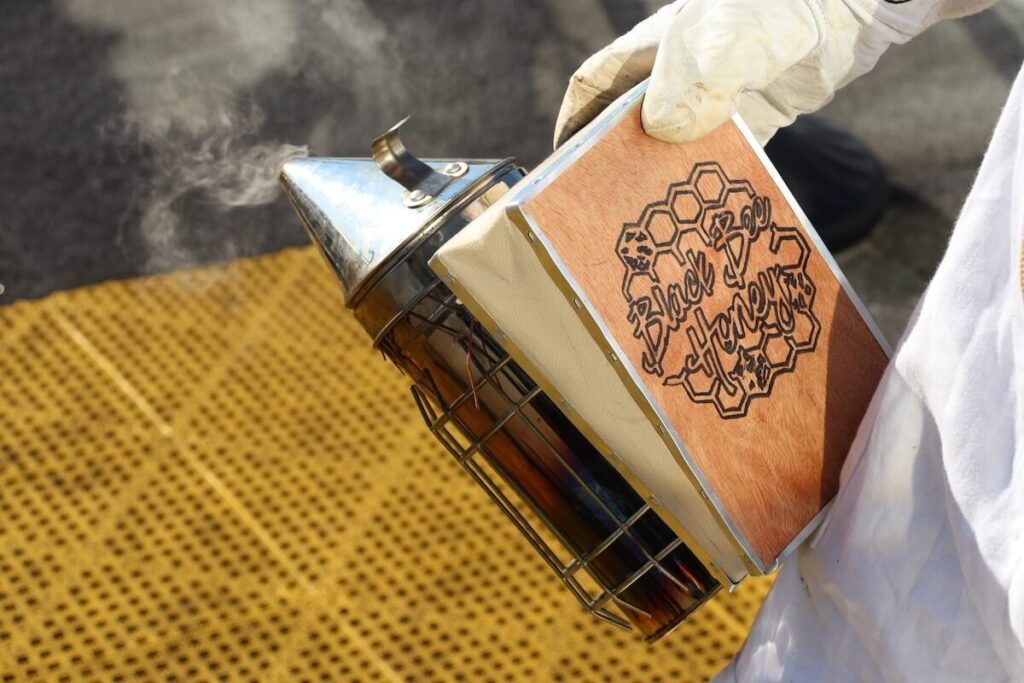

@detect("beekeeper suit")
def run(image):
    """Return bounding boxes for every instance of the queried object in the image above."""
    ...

[556,1,1023,681]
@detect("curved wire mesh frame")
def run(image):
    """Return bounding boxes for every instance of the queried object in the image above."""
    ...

[377,279,718,638]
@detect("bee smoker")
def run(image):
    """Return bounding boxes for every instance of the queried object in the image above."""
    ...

[279,121,719,641]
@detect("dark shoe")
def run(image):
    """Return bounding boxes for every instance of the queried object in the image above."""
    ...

[765,116,889,252]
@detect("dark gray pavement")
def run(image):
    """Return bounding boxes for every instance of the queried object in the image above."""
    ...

[2,0,1023,343]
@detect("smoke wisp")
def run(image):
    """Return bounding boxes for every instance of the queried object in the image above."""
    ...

[128,80,307,273]
[64,0,309,275]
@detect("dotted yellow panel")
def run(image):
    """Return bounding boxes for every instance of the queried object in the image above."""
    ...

[0,247,773,682]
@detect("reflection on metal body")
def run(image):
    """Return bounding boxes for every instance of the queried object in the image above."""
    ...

[279,125,719,639]
[279,153,514,330]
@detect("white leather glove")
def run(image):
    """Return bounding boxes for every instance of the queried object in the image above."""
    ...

[554,0,999,148]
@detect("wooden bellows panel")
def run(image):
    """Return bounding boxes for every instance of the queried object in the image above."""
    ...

[510,110,888,567]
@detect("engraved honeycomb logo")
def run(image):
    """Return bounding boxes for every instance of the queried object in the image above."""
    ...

[617,162,821,419]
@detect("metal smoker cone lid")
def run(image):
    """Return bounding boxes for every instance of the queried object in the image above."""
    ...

[280,118,513,307]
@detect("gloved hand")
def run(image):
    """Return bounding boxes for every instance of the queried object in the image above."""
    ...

[554,0,999,148]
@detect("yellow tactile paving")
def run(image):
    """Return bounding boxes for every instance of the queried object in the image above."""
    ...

[0,247,772,682]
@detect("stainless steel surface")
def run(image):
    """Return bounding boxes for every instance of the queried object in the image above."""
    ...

[279,143,516,317]
[357,165,522,340]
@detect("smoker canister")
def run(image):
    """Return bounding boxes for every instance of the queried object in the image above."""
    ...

[279,121,719,640]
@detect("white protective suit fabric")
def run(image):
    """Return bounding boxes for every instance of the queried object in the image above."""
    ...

[717,65,1024,682]
[554,0,999,148]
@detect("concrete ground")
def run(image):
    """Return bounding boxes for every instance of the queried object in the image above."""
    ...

[2,0,1023,343]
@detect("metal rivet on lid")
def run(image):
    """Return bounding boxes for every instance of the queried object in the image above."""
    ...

[443,161,468,177]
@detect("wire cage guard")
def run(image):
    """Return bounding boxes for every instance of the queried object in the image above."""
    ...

[376,278,720,641]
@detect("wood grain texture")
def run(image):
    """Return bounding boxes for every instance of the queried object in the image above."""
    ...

[520,110,888,566]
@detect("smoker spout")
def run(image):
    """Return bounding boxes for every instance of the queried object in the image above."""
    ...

[280,156,419,306]
[279,122,521,338]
